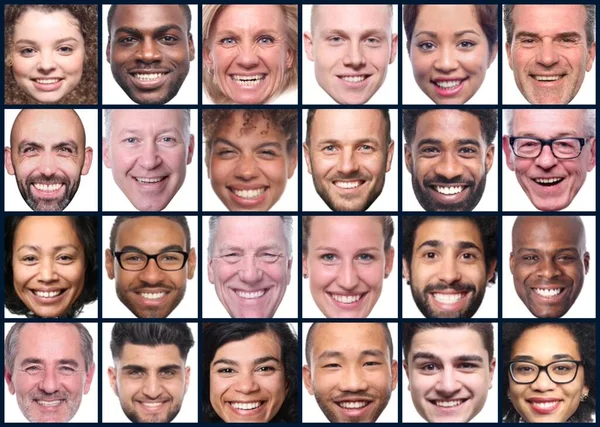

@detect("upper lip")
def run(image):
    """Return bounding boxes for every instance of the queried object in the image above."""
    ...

[432,77,467,81]
[129,68,170,74]
[31,77,64,80]
[526,397,562,402]
[228,185,268,190]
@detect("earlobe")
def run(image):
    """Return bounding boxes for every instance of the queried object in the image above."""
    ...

[81,147,93,175]
[587,137,596,171]
[384,247,395,277]
[102,138,112,168]
[485,144,495,172]
[207,258,215,284]
[4,148,15,175]
[584,252,590,274]
[187,135,196,165]
[106,38,111,64]
[83,363,96,394]
[509,253,515,275]
[586,42,596,71]
[5,369,15,394]
[188,35,196,61]
[187,248,197,280]
[502,135,515,171]
[287,147,298,179]
[203,44,213,69]
[385,140,395,172]
[303,32,315,62]
[389,34,399,64]
[401,257,410,281]
[505,42,513,70]
[302,255,308,278]
[302,365,314,394]
[107,367,118,395]
[404,144,413,174]
[303,143,313,175]
[105,249,115,279]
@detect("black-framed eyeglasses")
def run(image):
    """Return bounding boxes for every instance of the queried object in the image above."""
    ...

[509,360,584,384]
[113,250,189,271]
[509,137,586,159]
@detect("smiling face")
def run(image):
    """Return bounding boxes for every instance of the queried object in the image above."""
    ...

[206,111,297,211]
[11,9,85,103]
[304,5,398,104]
[403,327,495,422]
[302,216,394,318]
[102,109,194,211]
[304,109,394,211]
[509,325,589,422]
[208,216,291,318]
[303,323,398,422]
[506,5,596,104]
[408,5,497,104]
[510,216,589,318]
[105,216,197,318]
[107,5,194,104]
[203,5,293,104]
[6,109,92,211]
[209,332,286,422]
[405,110,494,211]
[503,109,596,211]
[108,343,190,423]
[4,323,95,422]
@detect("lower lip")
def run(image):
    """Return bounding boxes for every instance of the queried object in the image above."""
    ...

[335,402,373,418]
[230,76,267,90]
[432,79,466,97]
[530,76,564,87]
[531,179,565,194]
[233,289,269,304]
[228,188,268,209]
[530,288,567,304]
[137,401,168,413]
[328,293,365,310]
[428,186,470,203]
[31,79,64,92]
[133,177,168,193]
[35,400,64,411]
[431,400,467,413]
[30,184,66,199]
[129,73,170,90]
[338,76,370,89]
[227,403,266,416]
[30,290,67,304]
[528,400,561,414]
[428,292,471,314]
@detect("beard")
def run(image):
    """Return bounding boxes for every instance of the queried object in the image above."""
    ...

[412,173,487,212]
[410,279,485,319]
[122,400,182,423]
[16,173,79,211]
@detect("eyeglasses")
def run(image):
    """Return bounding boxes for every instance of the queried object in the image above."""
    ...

[509,137,586,159]
[113,250,189,271]
[509,360,584,384]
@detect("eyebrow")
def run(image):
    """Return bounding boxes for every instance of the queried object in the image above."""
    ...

[118,127,183,136]
[321,28,388,38]
[20,358,80,368]
[14,37,81,45]
[317,349,384,360]
[114,24,185,38]
[515,31,582,39]
[313,245,381,253]
[315,138,384,148]
[516,247,579,253]
[212,356,280,366]
[16,244,80,252]
[512,354,577,361]
[118,245,185,253]
[412,352,483,363]
[415,29,481,38]
[213,138,284,151]
[416,138,483,150]
[17,140,79,152]
[416,240,482,252]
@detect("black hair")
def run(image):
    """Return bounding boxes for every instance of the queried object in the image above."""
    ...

[109,216,191,253]
[107,4,192,34]
[110,322,195,361]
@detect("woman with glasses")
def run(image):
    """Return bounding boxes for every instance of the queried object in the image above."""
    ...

[502,323,595,423]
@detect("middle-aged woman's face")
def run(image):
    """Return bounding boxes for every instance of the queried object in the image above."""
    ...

[509,325,589,423]
[12,216,86,317]
[11,9,85,103]
[408,5,497,104]
[204,5,293,104]
[209,332,286,422]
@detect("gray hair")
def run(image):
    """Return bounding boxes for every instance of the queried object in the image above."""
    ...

[5,323,94,373]
[504,109,596,137]
[207,216,293,259]
[104,109,192,144]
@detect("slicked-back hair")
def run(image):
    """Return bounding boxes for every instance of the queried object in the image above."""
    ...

[107,4,192,35]
[110,322,195,361]
[104,109,192,146]
[109,216,192,253]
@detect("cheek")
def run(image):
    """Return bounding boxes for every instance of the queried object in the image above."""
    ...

[361,156,385,175]
[262,161,288,186]
[59,52,85,76]
[12,56,33,79]
[410,51,433,78]
[209,157,230,184]
[513,159,532,175]
[214,264,239,284]
[210,375,230,400]
[263,47,286,70]
[365,50,390,70]
[357,264,384,290]
[12,264,35,288]
[460,50,489,75]
[308,262,336,288]
[513,49,533,68]
[60,262,86,284]
[214,48,235,71]
[262,263,287,282]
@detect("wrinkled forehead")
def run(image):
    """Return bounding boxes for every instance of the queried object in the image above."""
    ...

[11,110,85,148]
[109,109,186,138]
[512,109,586,137]
[214,216,286,248]
[312,5,393,33]
[16,323,84,363]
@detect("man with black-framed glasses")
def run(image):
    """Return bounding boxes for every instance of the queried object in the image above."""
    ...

[502,109,596,211]
[105,216,197,318]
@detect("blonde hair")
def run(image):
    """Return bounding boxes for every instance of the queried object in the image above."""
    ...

[202,4,298,104]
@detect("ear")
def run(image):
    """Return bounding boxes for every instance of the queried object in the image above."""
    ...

[184,366,191,393]
[303,143,313,175]
[401,257,410,281]
[384,247,395,278]
[106,37,111,64]
[102,138,112,169]
[505,41,513,70]
[509,252,515,275]
[207,257,215,284]
[487,258,498,283]
[188,34,196,62]
[205,145,211,178]
[81,147,93,175]
[286,257,293,285]
[187,248,197,280]
[391,359,399,390]
[108,366,118,395]
[502,135,515,171]
[583,251,590,274]
[488,357,496,389]
[5,368,15,394]
[404,144,413,174]
[302,365,314,394]
[186,134,196,166]
[484,143,495,173]
[302,254,308,278]
[202,42,214,69]
[4,147,15,175]
[405,40,411,57]
[83,363,96,394]
[585,41,596,72]
[586,137,596,171]
[287,145,298,179]
[385,140,395,173]
[389,33,399,64]
[285,44,293,69]
[105,248,115,279]
[488,43,499,67]
[303,32,315,62]
[402,360,410,390]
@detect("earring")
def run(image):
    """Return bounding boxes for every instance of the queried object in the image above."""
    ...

[207,67,214,75]
[507,393,512,401]
[303,274,308,279]
[581,394,589,402]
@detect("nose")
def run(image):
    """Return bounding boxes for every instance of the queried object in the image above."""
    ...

[433,46,459,72]
[137,38,162,63]
[337,148,360,175]
[235,43,260,69]
[238,255,263,284]
[234,371,260,394]
[37,50,57,72]
[138,258,166,284]
[530,369,557,392]
[142,374,162,398]
[536,257,561,279]
[536,39,560,67]
[437,256,461,285]
[339,366,368,392]
[39,369,59,394]
[433,153,464,180]
[337,260,359,290]
[39,152,59,176]
[534,145,558,170]
[435,369,461,395]
[138,142,162,170]
[38,258,58,283]
[342,41,366,68]
[234,154,259,180]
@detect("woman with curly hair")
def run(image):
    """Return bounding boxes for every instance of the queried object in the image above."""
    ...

[5,5,98,104]
[5,216,98,318]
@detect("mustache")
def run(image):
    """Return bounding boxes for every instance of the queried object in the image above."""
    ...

[329,172,371,181]
[424,282,477,293]
[131,283,176,292]
[25,174,70,186]
[30,391,69,400]
[423,175,474,186]
[333,391,377,401]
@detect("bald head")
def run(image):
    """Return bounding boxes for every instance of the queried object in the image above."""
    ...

[512,216,586,249]
[11,109,85,148]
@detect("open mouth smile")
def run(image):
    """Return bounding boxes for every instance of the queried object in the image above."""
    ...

[328,292,365,304]
[531,74,566,82]
[230,187,267,199]
[333,180,365,189]
[235,289,267,299]
[31,289,66,299]
[229,401,264,410]
[135,176,166,184]
[35,399,64,407]
[527,398,562,414]
[231,74,266,86]
[337,401,370,409]
[338,75,370,83]
[533,177,564,186]
[133,72,166,81]
[431,292,468,303]
[431,185,467,195]
[32,183,65,193]
[432,399,467,408]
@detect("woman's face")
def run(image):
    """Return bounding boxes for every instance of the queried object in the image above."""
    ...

[12,216,86,317]
[408,5,497,104]
[204,5,293,104]
[509,325,589,423]
[11,9,85,103]
[210,332,287,422]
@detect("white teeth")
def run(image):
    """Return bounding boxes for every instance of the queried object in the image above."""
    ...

[435,400,464,407]
[533,288,563,298]
[232,188,266,199]
[435,80,462,88]
[341,76,366,83]
[335,181,361,189]
[35,78,60,84]
[434,186,464,195]
[134,73,164,81]
[230,402,262,410]
[531,401,559,409]
[534,177,563,184]
[142,402,164,408]
[36,400,62,406]
[34,290,61,298]
[534,75,561,81]
[339,401,368,409]
[331,294,361,304]
[232,75,265,86]
[432,293,465,303]
[33,183,62,192]
[136,177,164,183]
[236,290,266,299]
[140,292,166,300]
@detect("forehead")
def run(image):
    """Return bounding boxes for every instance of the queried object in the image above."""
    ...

[409,328,488,361]
[119,343,183,365]
[512,5,587,33]
[513,217,584,248]
[14,9,82,36]
[314,5,391,32]
[413,110,484,146]
[214,217,285,247]
[213,5,286,33]
[414,5,480,30]
[109,110,185,136]
[214,111,286,143]
[16,324,83,362]
[112,5,188,32]
[116,217,186,249]
[12,110,84,148]
[309,216,384,245]
[414,218,483,248]
[213,332,282,361]
[311,323,390,356]
[311,109,386,144]
[512,325,580,359]
[14,216,80,245]
[512,110,585,137]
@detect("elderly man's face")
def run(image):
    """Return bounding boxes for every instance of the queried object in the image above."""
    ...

[503,109,596,211]
[208,216,292,318]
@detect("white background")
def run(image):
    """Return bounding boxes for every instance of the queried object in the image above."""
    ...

[101,215,199,319]
[4,322,99,423]
[302,322,399,423]
[101,109,199,212]
[502,215,596,319]
[302,215,399,319]
[301,109,399,212]
[101,5,199,105]
[301,5,399,105]
[101,322,199,422]
[201,215,298,319]
[4,109,99,212]
[401,323,499,423]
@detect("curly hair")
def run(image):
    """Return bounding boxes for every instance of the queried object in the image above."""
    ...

[202,109,298,154]
[4,216,98,318]
[202,322,298,422]
[502,323,596,423]
[4,5,98,105]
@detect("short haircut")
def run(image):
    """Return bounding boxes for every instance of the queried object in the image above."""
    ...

[104,109,192,146]
[402,216,498,283]
[305,322,394,365]
[504,5,596,48]
[107,4,192,34]
[110,322,195,361]
[109,216,192,253]
[403,109,498,147]
[402,322,494,363]
[302,216,394,255]
[504,109,596,138]
[311,5,393,33]
[5,322,94,372]
[207,216,293,259]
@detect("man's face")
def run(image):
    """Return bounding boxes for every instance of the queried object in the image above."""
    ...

[304,109,394,211]
[102,109,195,211]
[403,218,495,318]
[403,327,495,422]
[108,343,190,423]
[105,216,197,318]
[4,323,95,422]
[208,216,292,318]
[505,5,596,104]
[5,109,92,211]
[107,5,195,104]
[510,216,589,318]
[303,323,398,422]
[404,110,494,211]
[503,109,596,211]
[304,6,398,104]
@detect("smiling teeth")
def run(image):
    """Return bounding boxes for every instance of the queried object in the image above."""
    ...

[233,188,266,199]
[134,73,164,81]
[34,290,62,298]
[33,183,62,192]
[339,401,368,409]
[37,400,62,406]
[531,401,559,409]
[230,402,262,410]
[35,78,60,84]
[331,294,361,304]
[436,400,464,407]
[435,80,461,88]
[533,288,563,298]
[534,177,562,184]
[136,177,163,183]
[142,402,164,408]
[435,186,464,195]
[140,292,166,300]
[341,76,366,83]
[236,290,266,299]
[433,293,466,303]
[335,181,361,189]
[534,75,561,81]
[232,75,265,86]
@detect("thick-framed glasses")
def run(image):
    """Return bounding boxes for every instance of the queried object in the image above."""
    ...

[113,250,189,271]
[509,137,586,159]
[509,360,584,384]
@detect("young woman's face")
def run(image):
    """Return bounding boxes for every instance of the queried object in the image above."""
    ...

[11,9,85,103]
